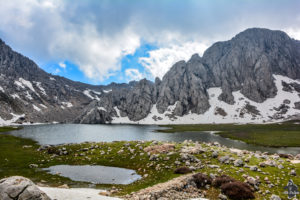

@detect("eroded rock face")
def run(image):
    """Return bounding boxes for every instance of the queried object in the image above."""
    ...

[0,176,50,200]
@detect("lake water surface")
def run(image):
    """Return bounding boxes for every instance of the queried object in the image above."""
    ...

[7,124,300,155]
[43,165,141,185]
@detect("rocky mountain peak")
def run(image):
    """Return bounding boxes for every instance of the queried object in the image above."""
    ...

[1,28,300,125]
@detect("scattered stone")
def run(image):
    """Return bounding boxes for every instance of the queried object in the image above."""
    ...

[246,176,259,187]
[143,174,148,178]
[212,151,219,158]
[117,149,124,154]
[233,159,243,167]
[58,184,69,189]
[208,165,220,169]
[149,154,159,161]
[270,194,281,200]
[29,164,38,168]
[181,145,206,154]
[290,169,296,176]
[278,164,284,169]
[125,174,202,200]
[219,155,230,164]
[218,193,228,200]
[99,191,110,196]
[250,166,258,171]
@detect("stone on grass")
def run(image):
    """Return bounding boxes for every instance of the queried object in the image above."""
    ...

[233,159,243,167]
[270,194,281,200]
[219,155,230,164]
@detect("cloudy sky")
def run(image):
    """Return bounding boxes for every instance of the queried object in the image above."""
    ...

[0,0,300,84]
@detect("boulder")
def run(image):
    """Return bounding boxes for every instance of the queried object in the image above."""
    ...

[0,176,50,200]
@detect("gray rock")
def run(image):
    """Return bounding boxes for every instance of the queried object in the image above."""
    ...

[0,176,50,200]
[212,151,219,158]
[278,164,284,169]
[218,193,228,200]
[250,166,258,171]
[270,194,281,200]
[233,159,244,167]
[219,155,230,164]
[290,169,296,176]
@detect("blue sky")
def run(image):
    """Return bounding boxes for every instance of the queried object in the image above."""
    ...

[0,0,300,85]
[41,43,158,85]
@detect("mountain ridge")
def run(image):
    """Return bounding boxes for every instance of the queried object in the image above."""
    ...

[1,28,300,125]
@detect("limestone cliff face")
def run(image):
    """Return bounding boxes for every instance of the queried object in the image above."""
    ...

[1,28,300,124]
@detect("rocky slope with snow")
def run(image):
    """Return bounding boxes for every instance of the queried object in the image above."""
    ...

[1,28,300,125]
[77,28,300,124]
[0,38,132,124]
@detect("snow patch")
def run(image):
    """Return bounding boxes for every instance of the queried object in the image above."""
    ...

[98,107,107,112]
[0,113,24,126]
[35,82,47,96]
[14,80,25,89]
[19,78,36,93]
[25,91,33,100]
[62,102,73,108]
[111,75,300,124]
[93,90,102,95]
[83,90,94,99]
[40,104,47,109]
[0,86,4,92]
[103,89,112,93]
[39,187,121,200]
[50,77,55,81]
[33,105,41,112]
[11,94,20,99]
[83,90,100,100]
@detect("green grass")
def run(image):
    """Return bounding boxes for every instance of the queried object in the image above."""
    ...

[158,121,300,147]
[0,126,299,199]
[0,126,20,132]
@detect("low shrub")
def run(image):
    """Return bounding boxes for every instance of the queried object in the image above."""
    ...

[220,181,255,200]
[174,167,192,174]
[212,175,236,187]
[47,147,60,154]
[193,173,212,188]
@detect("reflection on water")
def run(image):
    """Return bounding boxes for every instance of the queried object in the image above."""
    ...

[7,124,300,155]
[43,165,141,185]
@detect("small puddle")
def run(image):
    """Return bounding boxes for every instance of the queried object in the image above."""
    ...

[43,165,141,185]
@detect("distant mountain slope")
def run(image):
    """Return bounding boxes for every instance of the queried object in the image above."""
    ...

[1,28,300,125]
[0,39,132,124]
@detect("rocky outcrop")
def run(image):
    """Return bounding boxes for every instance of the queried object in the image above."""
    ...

[78,28,300,123]
[0,176,50,200]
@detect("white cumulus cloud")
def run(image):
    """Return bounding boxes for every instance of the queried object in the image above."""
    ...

[58,62,66,69]
[125,68,143,81]
[139,42,208,79]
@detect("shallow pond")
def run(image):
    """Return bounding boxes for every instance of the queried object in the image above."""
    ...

[43,165,141,185]
[7,124,300,155]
